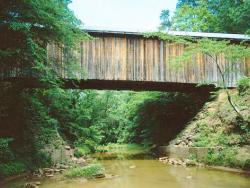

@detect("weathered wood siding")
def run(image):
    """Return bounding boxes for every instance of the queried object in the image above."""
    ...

[48,33,249,87]
[4,32,249,88]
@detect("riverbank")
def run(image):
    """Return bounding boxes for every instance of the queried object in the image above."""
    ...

[0,144,148,187]
[3,146,250,188]
[165,86,250,170]
[95,144,152,158]
[0,156,105,188]
[158,155,250,175]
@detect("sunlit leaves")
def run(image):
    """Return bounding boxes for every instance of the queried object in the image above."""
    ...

[159,9,171,31]
[172,0,250,34]
[172,3,218,32]
[0,0,89,86]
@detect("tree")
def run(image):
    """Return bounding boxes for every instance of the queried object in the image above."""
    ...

[180,39,250,118]
[145,32,250,120]
[171,3,218,32]
[0,0,90,173]
[159,9,171,31]
[171,0,250,34]
[158,0,250,118]
[0,0,87,85]
[176,0,198,8]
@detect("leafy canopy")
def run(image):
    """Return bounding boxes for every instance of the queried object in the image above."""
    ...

[0,0,88,84]
[161,0,250,34]
[159,9,171,31]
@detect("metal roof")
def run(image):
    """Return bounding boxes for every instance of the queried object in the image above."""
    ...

[85,29,250,41]
[167,31,250,40]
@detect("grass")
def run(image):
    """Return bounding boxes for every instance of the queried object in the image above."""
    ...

[172,86,250,169]
[201,148,238,167]
[97,144,150,155]
[93,144,153,160]
[74,145,91,158]
[0,162,27,178]
[64,164,104,179]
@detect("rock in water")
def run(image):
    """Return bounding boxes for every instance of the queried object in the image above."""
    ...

[94,174,105,178]
[45,174,54,177]
[35,182,41,186]
[25,183,38,188]
[159,157,168,161]
[65,145,71,150]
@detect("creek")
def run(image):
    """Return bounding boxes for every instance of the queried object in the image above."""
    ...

[3,150,250,188]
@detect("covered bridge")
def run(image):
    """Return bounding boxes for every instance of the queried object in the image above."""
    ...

[3,30,250,92]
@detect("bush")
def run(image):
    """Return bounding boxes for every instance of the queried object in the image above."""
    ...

[201,148,237,167]
[0,138,14,163]
[64,164,104,178]
[32,151,52,169]
[0,162,26,178]
[243,159,250,170]
[74,146,91,158]
[237,77,250,96]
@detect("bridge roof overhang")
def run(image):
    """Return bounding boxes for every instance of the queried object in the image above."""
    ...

[85,29,250,42]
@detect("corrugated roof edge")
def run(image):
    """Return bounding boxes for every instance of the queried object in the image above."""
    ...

[85,29,250,41]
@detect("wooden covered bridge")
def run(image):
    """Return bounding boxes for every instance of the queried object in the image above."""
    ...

[3,30,250,92]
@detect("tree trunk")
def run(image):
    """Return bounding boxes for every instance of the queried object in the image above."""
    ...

[207,53,243,118]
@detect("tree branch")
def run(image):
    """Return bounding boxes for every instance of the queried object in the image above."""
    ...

[206,53,243,118]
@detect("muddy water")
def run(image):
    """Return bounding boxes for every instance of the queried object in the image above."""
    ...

[3,156,250,188]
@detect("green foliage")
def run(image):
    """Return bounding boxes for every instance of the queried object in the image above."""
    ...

[0,88,207,166]
[0,0,91,176]
[174,87,249,169]
[0,0,89,86]
[190,116,249,148]
[145,32,250,119]
[147,33,250,70]
[176,0,197,8]
[74,146,91,158]
[75,90,208,145]
[103,144,150,155]
[202,148,238,167]
[188,153,197,161]
[0,84,247,173]
[172,3,217,32]
[144,33,250,79]
[64,164,104,179]
[159,9,171,31]
[0,162,26,178]
[94,144,151,160]
[1,0,248,176]
[0,0,212,178]
[243,159,250,170]
[132,92,208,144]
[237,77,250,96]
[191,122,240,147]
[172,0,250,34]
[186,154,197,166]
[32,151,52,169]
[0,138,14,163]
